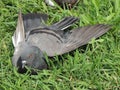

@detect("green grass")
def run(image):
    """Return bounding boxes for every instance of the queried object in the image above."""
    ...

[0,0,120,90]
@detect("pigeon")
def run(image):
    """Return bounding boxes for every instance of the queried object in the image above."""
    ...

[12,12,111,73]
[45,0,78,8]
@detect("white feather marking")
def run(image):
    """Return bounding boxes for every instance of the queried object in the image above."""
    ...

[61,25,71,30]
[12,36,15,47]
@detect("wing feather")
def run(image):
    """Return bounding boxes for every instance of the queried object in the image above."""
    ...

[60,24,111,54]
[12,11,25,47]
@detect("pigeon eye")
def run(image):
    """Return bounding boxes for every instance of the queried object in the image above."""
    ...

[28,54,34,59]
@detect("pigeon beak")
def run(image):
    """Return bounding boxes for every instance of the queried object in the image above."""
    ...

[22,60,27,68]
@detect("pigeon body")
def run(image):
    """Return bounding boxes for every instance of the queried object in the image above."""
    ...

[12,12,111,72]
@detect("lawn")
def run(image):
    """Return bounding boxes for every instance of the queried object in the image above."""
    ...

[0,0,120,90]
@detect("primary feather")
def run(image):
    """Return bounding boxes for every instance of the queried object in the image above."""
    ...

[61,24,110,54]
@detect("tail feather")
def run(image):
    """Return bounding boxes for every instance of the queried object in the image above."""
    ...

[61,24,111,53]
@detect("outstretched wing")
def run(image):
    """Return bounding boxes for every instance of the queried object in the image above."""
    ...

[60,24,111,54]
[12,11,25,47]
[27,24,111,57]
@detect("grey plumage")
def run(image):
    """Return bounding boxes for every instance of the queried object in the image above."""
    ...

[12,12,111,73]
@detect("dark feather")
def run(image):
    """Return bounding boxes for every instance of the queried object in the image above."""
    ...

[47,17,79,30]
[22,13,48,32]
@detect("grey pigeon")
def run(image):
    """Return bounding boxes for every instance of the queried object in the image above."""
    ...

[12,12,111,73]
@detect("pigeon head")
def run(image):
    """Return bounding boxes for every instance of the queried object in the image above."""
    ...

[12,42,48,72]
